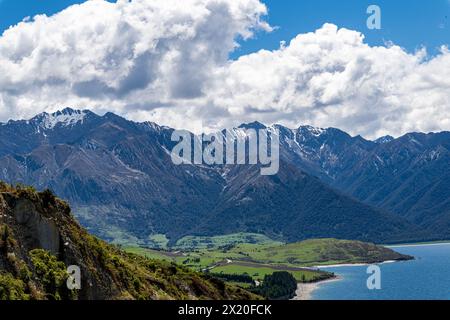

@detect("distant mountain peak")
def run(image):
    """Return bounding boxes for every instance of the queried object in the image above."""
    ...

[374,135,395,144]
[54,107,86,116]
[238,121,267,130]
[31,108,93,130]
[297,125,328,137]
[143,121,171,132]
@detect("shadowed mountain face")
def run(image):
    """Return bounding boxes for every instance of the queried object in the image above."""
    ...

[273,124,450,239]
[0,108,448,244]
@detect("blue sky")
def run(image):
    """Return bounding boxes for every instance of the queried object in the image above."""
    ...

[1,0,449,58]
[235,0,450,57]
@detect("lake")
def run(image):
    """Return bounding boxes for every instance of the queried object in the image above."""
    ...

[312,243,450,300]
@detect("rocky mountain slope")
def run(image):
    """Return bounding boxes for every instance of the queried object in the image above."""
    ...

[0,182,256,300]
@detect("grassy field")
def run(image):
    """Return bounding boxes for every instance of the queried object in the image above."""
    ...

[228,238,410,267]
[125,246,331,283]
[173,233,283,250]
[213,263,328,282]
[125,235,410,286]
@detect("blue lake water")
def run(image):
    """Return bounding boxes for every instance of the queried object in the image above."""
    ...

[313,243,450,300]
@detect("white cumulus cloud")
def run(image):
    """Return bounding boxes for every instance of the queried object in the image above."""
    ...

[0,0,270,124]
[0,0,449,139]
[206,23,450,138]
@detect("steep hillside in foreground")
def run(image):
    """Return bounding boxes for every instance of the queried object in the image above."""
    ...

[0,183,257,300]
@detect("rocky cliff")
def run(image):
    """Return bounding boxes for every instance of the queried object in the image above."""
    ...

[0,182,257,300]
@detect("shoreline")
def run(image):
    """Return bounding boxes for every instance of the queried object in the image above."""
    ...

[291,277,342,301]
[387,242,450,249]
[293,258,405,300]
[312,260,398,269]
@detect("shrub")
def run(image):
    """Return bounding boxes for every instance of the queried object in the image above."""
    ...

[0,273,29,300]
[29,249,69,300]
[251,271,297,300]
[39,189,57,208]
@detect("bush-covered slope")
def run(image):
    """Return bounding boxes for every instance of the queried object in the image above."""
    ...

[0,183,257,300]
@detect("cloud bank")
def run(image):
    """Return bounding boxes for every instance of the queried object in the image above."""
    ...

[0,0,449,138]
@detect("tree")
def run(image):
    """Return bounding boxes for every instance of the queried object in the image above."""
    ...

[252,271,297,300]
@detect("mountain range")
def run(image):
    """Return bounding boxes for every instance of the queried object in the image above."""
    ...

[0,108,448,245]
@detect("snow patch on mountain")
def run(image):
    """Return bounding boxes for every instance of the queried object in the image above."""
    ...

[374,135,394,144]
[33,108,89,130]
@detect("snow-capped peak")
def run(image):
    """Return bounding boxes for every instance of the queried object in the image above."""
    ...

[32,108,89,130]
[298,125,327,137]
